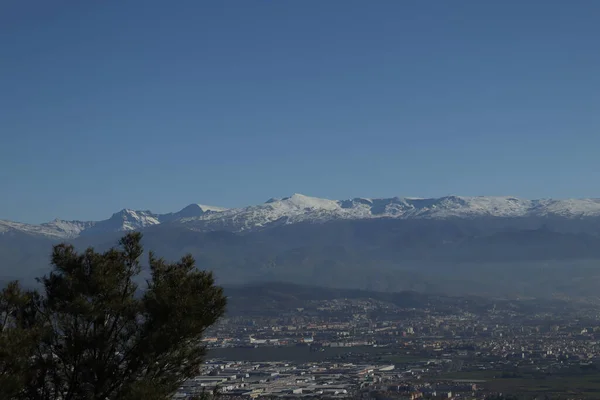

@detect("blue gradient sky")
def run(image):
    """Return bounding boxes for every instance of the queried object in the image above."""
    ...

[1,1,599,223]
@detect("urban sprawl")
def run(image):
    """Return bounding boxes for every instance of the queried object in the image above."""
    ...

[175,296,600,399]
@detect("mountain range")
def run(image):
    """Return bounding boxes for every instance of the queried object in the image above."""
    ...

[2,194,600,299]
[3,194,600,239]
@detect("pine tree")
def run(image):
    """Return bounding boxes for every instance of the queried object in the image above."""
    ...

[0,282,41,399]
[0,232,227,400]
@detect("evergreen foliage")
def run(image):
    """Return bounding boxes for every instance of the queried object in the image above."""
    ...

[0,232,226,400]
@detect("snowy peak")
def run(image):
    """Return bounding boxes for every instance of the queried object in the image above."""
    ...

[264,194,338,209]
[0,219,94,239]
[0,201,228,239]
[274,194,339,211]
[532,198,600,217]
[175,203,227,216]
[260,194,537,219]
[40,219,96,238]
[178,195,600,232]
[79,209,161,236]
[3,195,600,239]
[160,203,227,222]
[112,209,160,230]
[409,196,532,218]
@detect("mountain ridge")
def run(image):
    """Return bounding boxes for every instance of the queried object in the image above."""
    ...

[3,194,600,239]
[3,199,600,298]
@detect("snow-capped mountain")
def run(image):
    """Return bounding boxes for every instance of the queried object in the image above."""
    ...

[0,203,228,239]
[179,194,600,232]
[2,194,600,239]
[160,203,228,222]
[0,219,95,239]
[79,209,162,237]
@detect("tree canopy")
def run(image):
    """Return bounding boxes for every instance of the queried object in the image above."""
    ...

[0,232,226,400]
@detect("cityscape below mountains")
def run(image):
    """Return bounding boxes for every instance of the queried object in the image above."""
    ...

[4,0,598,397]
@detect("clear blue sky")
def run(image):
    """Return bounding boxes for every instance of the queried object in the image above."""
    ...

[1,1,599,223]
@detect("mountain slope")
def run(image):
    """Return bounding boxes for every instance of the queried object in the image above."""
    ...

[56,218,600,296]
[3,215,600,298]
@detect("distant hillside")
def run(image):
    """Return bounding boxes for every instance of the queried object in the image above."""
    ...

[222,281,487,316]
[222,282,579,317]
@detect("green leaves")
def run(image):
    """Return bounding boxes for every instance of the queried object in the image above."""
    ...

[0,232,226,400]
